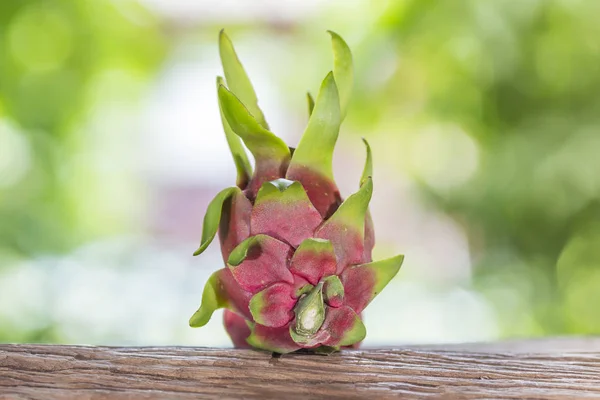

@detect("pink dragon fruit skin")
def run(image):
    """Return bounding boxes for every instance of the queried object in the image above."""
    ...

[189,30,404,353]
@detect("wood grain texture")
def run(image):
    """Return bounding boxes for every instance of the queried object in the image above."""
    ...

[1,339,600,399]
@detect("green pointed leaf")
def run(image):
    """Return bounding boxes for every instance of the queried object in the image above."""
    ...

[314,178,373,271]
[189,270,226,327]
[342,254,404,313]
[338,310,366,347]
[227,235,261,267]
[360,138,374,258]
[319,177,373,239]
[218,84,290,168]
[328,30,353,120]
[307,91,315,116]
[288,72,341,181]
[217,76,253,188]
[366,254,404,296]
[360,138,372,187]
[219,29,269,129]
[193,187,240,256]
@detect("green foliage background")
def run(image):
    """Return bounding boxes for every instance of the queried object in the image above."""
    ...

[1,0,599,342]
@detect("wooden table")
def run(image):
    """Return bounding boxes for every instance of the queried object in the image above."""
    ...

[1,338,600,399]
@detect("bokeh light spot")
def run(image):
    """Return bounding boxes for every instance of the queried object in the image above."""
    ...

[7,4,74,72]
[409,125,480,191]
[0,119,31,188]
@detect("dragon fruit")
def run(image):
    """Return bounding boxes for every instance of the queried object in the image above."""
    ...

[189,30,404,353]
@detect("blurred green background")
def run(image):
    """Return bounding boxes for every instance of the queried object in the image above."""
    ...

[1,0,600,346]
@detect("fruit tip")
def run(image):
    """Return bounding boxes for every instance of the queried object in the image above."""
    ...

[193,242,208,256]
[361,137,372,154]
[218,29,230,46]
[317,71,338,94]
[217,83,228,94]
[322,70,337,87]
[189,313,204,328]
